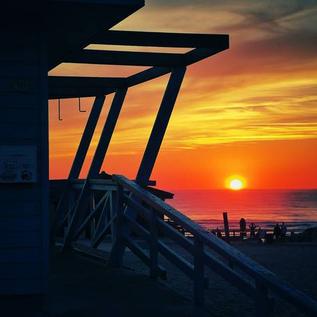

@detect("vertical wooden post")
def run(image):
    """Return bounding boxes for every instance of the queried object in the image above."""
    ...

[110,191,117,243]
[149,207,159,279]
[62,89,127,250]
[109,68,186,266]
[89,191,96,240]
[65,188,76,236]
[255,280,271,317]
[54,96,105,233]
[136,67,186,186]
[68,95,106,180]
[223,212,230,240]
[193,237,205,307]
[88,88,128,178]
[108,184,125,267]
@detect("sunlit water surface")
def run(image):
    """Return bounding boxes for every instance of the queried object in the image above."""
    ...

[169,189,317,232]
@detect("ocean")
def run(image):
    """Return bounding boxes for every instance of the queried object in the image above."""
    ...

[169,189,317,233]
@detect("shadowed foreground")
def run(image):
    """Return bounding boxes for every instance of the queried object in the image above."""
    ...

[48,250,193,317]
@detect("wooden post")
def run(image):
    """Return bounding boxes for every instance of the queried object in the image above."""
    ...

[109,68,186,266]
[136,67,186,186]
[89,191,96,240]
[255,280,271,317]
[68,95,106,179]
[108,184,125,267]
[223,212,230,240]
[62,89,127,250]
[88,88,128,178]
[149,207,159,279]
[193,237,205,307]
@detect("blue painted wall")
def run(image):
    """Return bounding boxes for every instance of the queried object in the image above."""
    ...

[0,20,48,294]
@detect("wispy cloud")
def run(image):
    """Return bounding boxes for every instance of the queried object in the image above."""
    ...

[50,1,317,185]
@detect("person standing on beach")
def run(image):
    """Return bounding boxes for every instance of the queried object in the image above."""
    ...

[240,218,247,239]
[273,223,281,240]
[281,222,287,240]
[249,222,257,239]
[258,227,267,243]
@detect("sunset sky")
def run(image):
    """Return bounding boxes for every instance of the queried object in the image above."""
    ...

[48,0,317,190]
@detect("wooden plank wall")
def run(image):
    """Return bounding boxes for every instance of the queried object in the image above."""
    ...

[0,24,48,294]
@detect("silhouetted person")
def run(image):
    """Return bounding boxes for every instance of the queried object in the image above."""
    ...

[281,222,287,240]
[273,223,281,240]
[239,217,247,238]
[258,227,267,243]
[249,222,257,239]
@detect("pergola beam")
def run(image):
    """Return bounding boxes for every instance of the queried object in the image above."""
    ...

[185,47,229,65]
[126,66,171,87]
[92,30,229,49]
[48,67,172,99]
[65,50,186,67]
[48,76,121,99]
[48,31,229,100]
[49,76,126,88]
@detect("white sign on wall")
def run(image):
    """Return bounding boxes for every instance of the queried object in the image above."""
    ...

[0,145,37,183]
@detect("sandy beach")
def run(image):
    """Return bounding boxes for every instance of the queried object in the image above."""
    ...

[118,239,317,317]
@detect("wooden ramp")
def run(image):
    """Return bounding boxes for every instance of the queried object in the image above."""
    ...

[53,175,317,316]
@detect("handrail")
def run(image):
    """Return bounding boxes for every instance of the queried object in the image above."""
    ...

[112,174,317,316]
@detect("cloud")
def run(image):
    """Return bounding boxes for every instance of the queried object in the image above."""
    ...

[50,1,317,180]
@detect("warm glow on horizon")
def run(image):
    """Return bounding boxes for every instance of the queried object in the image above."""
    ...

[226,176,246,191]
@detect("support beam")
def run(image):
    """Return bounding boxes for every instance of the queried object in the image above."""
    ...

[88,88,128,178]
[136,67,186,185]
[62,88,127,250]
[49,68,170,99]
[108,67,186,266]
[65,50,186,67]
[93,30,229,49]
[126,66,171,88]
[54,95,105,232]
[185,47,229,65]
[69,95,106,179]
[49,87,116,100]
[48,76,126,99]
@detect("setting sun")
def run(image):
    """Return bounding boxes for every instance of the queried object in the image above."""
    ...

[225,176,246,191]
[230,179,243,190]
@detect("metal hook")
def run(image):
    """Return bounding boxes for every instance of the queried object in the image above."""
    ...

[78,97,86,113]
[58,99,63,121]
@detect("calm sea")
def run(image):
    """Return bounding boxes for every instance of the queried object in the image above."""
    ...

[169,189,317,232]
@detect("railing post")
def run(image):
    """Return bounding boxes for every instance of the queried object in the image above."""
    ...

[62,89,127,251]
[89,191,96,240]
[193,237,205,308]
[255,280,271,317]
[149,207,159,279]
[109,68,186,266]
[65,188,76,236]
[223,212,230,240]
[54,96,105,231]
[110,191,117,243]
[108,184,125,267]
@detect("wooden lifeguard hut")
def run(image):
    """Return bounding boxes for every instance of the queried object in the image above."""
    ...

[0,0,228,309]
[2,2,317,316]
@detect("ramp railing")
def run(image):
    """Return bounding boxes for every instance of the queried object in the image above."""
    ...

[54,175,317,316]
[55,179,118,249]
[111,174,317,316]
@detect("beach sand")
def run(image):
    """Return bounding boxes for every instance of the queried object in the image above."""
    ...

[120,240,317,317]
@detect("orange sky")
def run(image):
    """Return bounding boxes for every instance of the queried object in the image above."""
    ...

[48,1,317,189]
